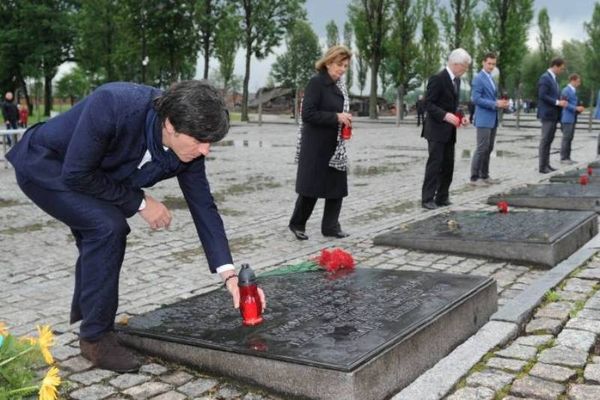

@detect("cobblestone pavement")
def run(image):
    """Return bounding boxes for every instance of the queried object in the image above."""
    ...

[1,117,599,399]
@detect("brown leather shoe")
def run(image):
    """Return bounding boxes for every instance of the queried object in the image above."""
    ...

[80,332,141,373]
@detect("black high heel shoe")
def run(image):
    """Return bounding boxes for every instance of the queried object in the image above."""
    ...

[289,225,308,240]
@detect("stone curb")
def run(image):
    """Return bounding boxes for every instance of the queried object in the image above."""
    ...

[392,321,519,400]
[392,230,600,400]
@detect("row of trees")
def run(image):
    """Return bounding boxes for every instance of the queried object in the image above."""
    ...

[270,0,600,120]
[0,0,305,120]
[2,1,600,121]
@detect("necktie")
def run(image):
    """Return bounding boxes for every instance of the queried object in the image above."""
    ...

[453,77,460,97]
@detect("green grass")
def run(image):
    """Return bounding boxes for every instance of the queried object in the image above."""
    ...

[543,290,561,303]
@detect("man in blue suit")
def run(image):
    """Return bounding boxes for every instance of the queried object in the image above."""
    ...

[560,74,585,164]
[7,80,265,373]
[469,53,509,185]
[537,58,568,173]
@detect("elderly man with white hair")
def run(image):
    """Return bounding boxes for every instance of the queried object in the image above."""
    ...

[421,48,471,210]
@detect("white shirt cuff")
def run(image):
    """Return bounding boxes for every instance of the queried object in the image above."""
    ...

[138,198,146,211]
[216,264,235,274]
[555,100,560,106]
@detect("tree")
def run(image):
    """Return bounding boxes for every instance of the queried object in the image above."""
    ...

[0,0,75,116]
[326,20,340,48]
[387,0,419,121]
[416,0,442,88]
[236,0,305,122]
[75,0,124,83]
[343,22,354,91]
[270,20,321,121]
[537,8,553,66]
[56,66,92,105]
[356,51,369,96]
[476,0,534,93]
[146,0,199,85]
[349,0,392,119]
[197,0,229,79]
[584,3,600,100]
[439,0,479,52]
[214,6,241,95]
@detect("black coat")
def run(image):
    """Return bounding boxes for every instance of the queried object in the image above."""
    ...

[295,71,347,199]
[421,69,458,143]
[2,101,18,124]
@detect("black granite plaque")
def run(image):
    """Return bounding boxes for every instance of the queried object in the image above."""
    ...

[118,269,497,400]
[550,168,600,183]
[373,210,597,267]
[488,184,600,213]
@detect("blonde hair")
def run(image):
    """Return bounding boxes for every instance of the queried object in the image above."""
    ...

[315,45,352,72]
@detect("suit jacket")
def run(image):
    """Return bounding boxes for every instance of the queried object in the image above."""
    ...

[560,85,578,124]
[296,70,347,199]
[471,70,499,128]
[422,69,459,143]
[7,82,232,272]
[537,71,561,122]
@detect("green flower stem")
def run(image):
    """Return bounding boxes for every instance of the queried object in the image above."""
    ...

[7,385,39,396]
[0,346,34,367]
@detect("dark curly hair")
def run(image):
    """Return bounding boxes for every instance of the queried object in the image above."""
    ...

[153,80,229,143]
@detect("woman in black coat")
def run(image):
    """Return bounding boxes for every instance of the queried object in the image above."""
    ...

[289,45,353,240]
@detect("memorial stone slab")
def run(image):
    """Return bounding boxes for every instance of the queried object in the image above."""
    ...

[488,184,600,212]
[373,210,597,267]
[117,269,497,400]
[550,168,600,183]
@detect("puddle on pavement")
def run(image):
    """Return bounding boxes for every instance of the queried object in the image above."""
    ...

[461,149,519,158]
[213,140,272,148]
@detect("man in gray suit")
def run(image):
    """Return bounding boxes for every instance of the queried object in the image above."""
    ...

[537,58,568,173]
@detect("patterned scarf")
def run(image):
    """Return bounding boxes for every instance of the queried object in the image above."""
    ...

[295,78,350,171]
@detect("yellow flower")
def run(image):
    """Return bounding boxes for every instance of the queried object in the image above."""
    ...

[0,321,7,336]
[39,366,61,400]
[37,325,55,365]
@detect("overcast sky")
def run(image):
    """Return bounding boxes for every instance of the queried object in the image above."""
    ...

[196,0,597,92]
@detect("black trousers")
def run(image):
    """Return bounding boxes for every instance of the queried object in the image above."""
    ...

[15,173,129,341]
[539,120,558,169]
[422,140,455,203]
[289,195,343,235]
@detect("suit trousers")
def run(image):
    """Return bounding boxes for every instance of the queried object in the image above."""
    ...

[422,140,455,203]
[470,127,497,181]
[560,123,575,160]
[15,172,129,341]
[539,120,558,169]
[289,195,343,235]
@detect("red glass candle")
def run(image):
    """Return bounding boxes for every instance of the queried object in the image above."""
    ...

[342,124,352,140]
[238,264,263,326]
[454,110,464,127]
[580,175,589,185]
[497,201,509,213]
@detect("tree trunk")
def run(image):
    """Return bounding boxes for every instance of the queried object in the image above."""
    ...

[241,46,251,122]
[203,39,210,80]
[44,74,53,117]
[294,88,300,124]
[18,75,32,117]
[369,54,379,119]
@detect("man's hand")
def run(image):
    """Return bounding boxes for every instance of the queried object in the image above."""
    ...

[220,270,266,311]
[461,116,470,127]
[444,112,460,128]
[576,105,585,113]
[558,99,568,108]
[139,194,172,229]
[496,99,510,109]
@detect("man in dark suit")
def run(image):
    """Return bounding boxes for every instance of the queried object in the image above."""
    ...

[2,91,19,146]
[7,81,265,373]
[421,48,472,209]
[537,58,568,173]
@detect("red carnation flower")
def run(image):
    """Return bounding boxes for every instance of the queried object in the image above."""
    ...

[316,248,355,273]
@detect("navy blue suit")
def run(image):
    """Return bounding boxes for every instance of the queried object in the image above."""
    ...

[537,70,562,171]
[7,82,232,340]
